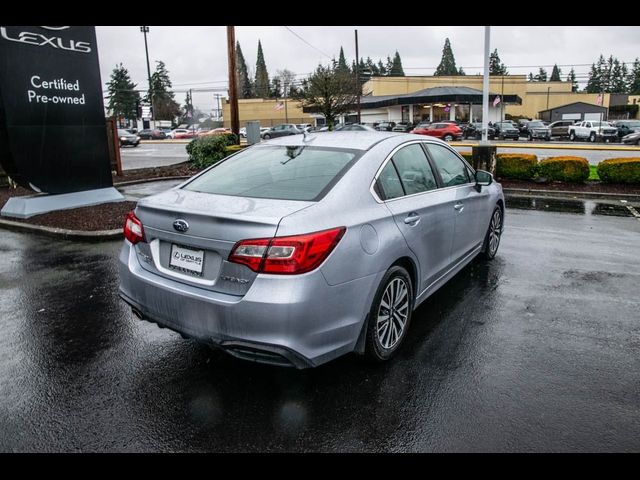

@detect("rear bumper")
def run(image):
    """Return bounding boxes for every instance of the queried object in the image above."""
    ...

[118,242,381,368]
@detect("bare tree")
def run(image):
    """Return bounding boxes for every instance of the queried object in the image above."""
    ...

[292,62,359,130]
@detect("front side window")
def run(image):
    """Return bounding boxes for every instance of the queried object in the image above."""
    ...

[392,144,438,195]
[426,143,471,187]
[184,146,358,201]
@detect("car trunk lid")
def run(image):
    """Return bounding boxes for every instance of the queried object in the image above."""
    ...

[133,188,313,296]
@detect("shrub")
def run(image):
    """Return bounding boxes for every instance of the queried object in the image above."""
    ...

[596,158,640,184]
[495,153,538,180]
[186,135,236,169]
[538,156,590,183]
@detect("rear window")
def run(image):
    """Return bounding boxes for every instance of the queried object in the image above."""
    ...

[183,145,359,201]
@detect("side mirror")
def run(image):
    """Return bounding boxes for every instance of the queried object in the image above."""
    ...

[475,170,493,191]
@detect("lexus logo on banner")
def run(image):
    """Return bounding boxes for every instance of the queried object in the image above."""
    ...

[0,26,113,194]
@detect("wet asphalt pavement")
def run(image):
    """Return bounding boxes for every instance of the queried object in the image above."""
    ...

[1,203,639,452]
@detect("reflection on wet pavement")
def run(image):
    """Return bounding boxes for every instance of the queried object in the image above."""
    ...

[505,194,637,218]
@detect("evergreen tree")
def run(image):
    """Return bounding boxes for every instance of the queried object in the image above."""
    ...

[147,61,180,121]
[270,78,282,98]
[254,40,270,98]
[458,66,466,75]
[611,59,627,93]
[377,60,387,76]
[567,68,578,92]
[528,72,534,82]
[550,64,562,81]
[389,51,405,76]
[585,62,603,93]
[489,49,508,75]
[385,56,394,75]
[366,57,379,76]
[336,46,350,75]
[236,41,253,99]
[106,63,140,121]
[434,38,460,76]
[627,58,640,94]
[534,67,548,82]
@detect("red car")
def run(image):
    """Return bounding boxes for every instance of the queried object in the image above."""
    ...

[174,131,198,139]
[411,122,462,141]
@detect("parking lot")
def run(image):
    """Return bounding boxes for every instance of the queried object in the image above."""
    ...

[1,201,639,452]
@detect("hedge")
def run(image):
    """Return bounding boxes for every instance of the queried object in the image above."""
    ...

[538,156,590,183]
[596,158,640,184]
[186,134,240,169]
[496,153,538,180]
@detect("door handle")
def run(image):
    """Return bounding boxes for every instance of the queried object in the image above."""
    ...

[404,213,420,225]
[454,203,464,211]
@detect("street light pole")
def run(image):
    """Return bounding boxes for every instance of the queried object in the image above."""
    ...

[355,29,361,124]
[140,26,154,127]
[481,26,490,144]
[284,82,289,123]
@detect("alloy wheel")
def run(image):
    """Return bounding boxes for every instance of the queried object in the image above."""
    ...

[488,208,502,256]
[376,278,410,350]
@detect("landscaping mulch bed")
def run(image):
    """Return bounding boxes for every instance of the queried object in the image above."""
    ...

[113,161,199,184]
[500,179,640,195]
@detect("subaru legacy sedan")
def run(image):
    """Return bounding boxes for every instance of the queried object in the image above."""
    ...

[119,132,505,368]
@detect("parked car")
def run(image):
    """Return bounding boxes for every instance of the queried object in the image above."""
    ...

[522,121,550,141]
[493,121,520,140]
[517,118,532,134]
[174,130,198,139]
[462,122,496,140]
[297,123,313,132]
[137,129,167,140]
[548,120,576,139]
[392,122,415,132]
[568,121,617,143]
[118,129,140,147]
[375,121,396,131]
[411,122,462,141]
[167,128,191,139]
[612,120,640,140]
[198,128,231,137]
[119,132,504,368]
[621,130,640,145]
[262,124,303,139]
[413,121,431,130]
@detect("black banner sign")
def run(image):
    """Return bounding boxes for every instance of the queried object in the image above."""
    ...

[0,26,113,194]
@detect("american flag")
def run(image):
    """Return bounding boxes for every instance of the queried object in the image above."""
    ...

[493,96,501,107]
[596,94,603,106]
[274,102,285,111]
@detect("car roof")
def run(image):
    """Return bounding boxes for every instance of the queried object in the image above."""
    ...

[258,131,446,151]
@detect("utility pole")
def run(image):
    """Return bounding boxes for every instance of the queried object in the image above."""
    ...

[284,82,289,123]
[140,26,155,127]
[355,29,361,124]
[226,26,240,144]
[546,86,551,111]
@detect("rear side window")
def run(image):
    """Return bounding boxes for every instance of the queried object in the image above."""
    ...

[184,146,358,201]
[377,162,405,200]
[426,143,471,187]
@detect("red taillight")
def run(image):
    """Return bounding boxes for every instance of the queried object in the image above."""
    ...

[229,227,346,275]
[124,211,145,245]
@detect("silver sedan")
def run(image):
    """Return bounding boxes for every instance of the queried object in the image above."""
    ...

[119,132,505,368]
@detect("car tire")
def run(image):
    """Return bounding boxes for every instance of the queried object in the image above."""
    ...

[569,131,576,141]
[589,132,596,143]
[481,205,503,260]
[444,134,454,142]
[364,265,414,363]
[528,134,533,141]
[263,134,271,139]
[545,136,550,141]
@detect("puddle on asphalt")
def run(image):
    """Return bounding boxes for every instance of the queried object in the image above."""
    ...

[505,195,635,217]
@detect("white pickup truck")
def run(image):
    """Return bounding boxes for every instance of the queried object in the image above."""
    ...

[568,121,618,143]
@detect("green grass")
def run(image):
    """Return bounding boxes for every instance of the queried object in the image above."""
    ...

[589,165,600,181]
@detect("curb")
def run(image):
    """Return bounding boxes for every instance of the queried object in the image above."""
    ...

[114,175,191,187]
[456,142,640,152]
[503,187,640,202]
[0,217,122,242]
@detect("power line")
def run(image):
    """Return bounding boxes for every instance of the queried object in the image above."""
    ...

[283,26,332,59]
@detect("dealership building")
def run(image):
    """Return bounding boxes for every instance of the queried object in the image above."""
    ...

[223,74,640,128]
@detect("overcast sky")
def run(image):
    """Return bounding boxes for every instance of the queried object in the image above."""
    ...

[95,26,640,113]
